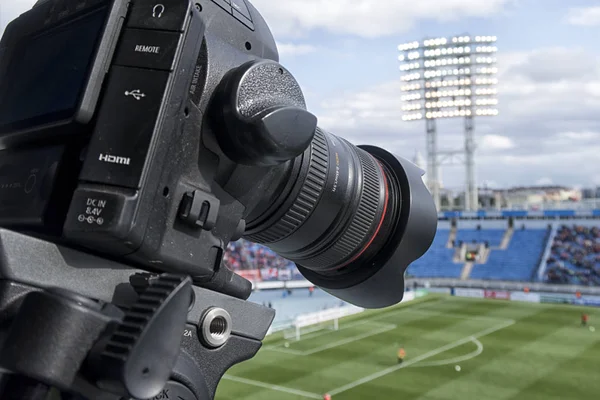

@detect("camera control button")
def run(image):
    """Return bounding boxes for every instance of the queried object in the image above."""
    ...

[24,174,37,194]
[178,190,220,230]
[80,67,169,189]
[128,0,191,32]
[114,29,181,71]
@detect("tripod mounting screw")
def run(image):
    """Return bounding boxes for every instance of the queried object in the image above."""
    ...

[199,307,232,348]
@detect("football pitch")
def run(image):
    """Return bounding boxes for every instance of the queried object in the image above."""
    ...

[216,295,600,400]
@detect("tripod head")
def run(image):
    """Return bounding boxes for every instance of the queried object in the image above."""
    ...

[0,228,274,400]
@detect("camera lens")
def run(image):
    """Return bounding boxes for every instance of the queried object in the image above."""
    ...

[244,128,400,281]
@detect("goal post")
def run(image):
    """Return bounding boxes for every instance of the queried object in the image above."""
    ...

[282,306,364,342]
[283,316,340,342]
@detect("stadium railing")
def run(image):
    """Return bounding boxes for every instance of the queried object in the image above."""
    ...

[247,278,600,295]
[406,278,600,296]
[438,209,600,219]
[535,224,558,281]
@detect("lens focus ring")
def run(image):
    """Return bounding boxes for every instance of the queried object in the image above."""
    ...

[299,147,384,270]
[246,129,328,244]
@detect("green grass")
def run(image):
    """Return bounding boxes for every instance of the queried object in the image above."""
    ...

[215,295,600,400]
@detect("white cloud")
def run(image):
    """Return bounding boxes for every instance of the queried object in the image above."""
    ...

[551,131,600,147]
[536,177,554,186]
[504,47,599,83]
[480,135,514,151]
[251,0,513,38]
[276,42,318,57]
[565,7,600,27]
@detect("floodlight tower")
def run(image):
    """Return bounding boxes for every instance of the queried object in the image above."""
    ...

[398,35,499,211]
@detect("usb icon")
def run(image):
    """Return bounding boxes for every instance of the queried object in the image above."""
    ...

[124,89,146,100]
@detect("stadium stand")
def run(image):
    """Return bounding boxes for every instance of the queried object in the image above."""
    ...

[404,230,463,278]
[455,228,505,247]
[470,228,549,281]
[224,240,295,272]
[545,225,600,286]
[224,218,600,286]
[224,240,304,281]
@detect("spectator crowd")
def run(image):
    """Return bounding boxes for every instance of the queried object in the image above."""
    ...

[224,239,295,271]
[546,225,600,286]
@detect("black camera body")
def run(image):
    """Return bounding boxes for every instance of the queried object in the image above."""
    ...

[0,0,437,398]
[0,0,437,308]
[0,0,301,298]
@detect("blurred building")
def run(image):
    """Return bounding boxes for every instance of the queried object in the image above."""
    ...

[582,187,600,199]
[501,186,582,209]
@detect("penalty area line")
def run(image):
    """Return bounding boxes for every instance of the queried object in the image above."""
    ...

[222,375,323,399]
[327,318,515,396]
[265,323,397,356]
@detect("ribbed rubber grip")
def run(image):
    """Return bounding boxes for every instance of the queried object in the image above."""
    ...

[102,275,186,362]
[302,147,383,269]
[247,128,328,244]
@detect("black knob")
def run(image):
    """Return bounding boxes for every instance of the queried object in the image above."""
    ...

[213,60,317,167]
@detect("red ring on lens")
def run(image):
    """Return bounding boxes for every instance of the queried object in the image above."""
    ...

[337,159,389,268]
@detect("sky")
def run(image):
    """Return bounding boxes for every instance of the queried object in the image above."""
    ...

[2,0,600,190]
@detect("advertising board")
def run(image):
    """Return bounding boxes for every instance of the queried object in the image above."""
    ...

[236,270,261,281]
[454,288,484,298]
[484,290,510,300]
[510,292,541,303]
[539,294,571,304]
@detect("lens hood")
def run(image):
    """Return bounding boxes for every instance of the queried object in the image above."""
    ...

[297,146,437,308]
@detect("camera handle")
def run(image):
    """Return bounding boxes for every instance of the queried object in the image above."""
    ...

[0,229,275,400]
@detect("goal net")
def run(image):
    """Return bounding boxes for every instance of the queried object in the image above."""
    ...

[283,317,339,342]
[282,306,364,342]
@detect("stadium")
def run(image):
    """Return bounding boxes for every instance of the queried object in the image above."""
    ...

[0,0,598,399]
[211,15,600,398]
[218,209,600,400]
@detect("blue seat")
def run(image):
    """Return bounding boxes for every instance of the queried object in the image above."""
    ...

[455,229,505,246]
[470,230,547,281]
[407,230,463,278]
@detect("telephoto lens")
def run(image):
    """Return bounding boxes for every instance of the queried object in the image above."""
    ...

[244,128,437,308]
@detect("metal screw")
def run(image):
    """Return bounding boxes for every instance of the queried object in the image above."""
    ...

[199,308,232,348]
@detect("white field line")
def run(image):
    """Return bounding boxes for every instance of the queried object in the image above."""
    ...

[222,375,322,399]
[266,323,397,356]
[227,300,450,397]
[364,298,514,325]
[408,337,483,368]
[402,308,516,322]
[266,319,372,347]
[266,298,507,356]
[327,318,515,396]
[265,298,446,352]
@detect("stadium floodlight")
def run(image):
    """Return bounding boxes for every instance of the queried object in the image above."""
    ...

[397,34,499,212]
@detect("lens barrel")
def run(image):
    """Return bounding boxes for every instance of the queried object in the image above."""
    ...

[245,127,436,308]
[246,128,394,272]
